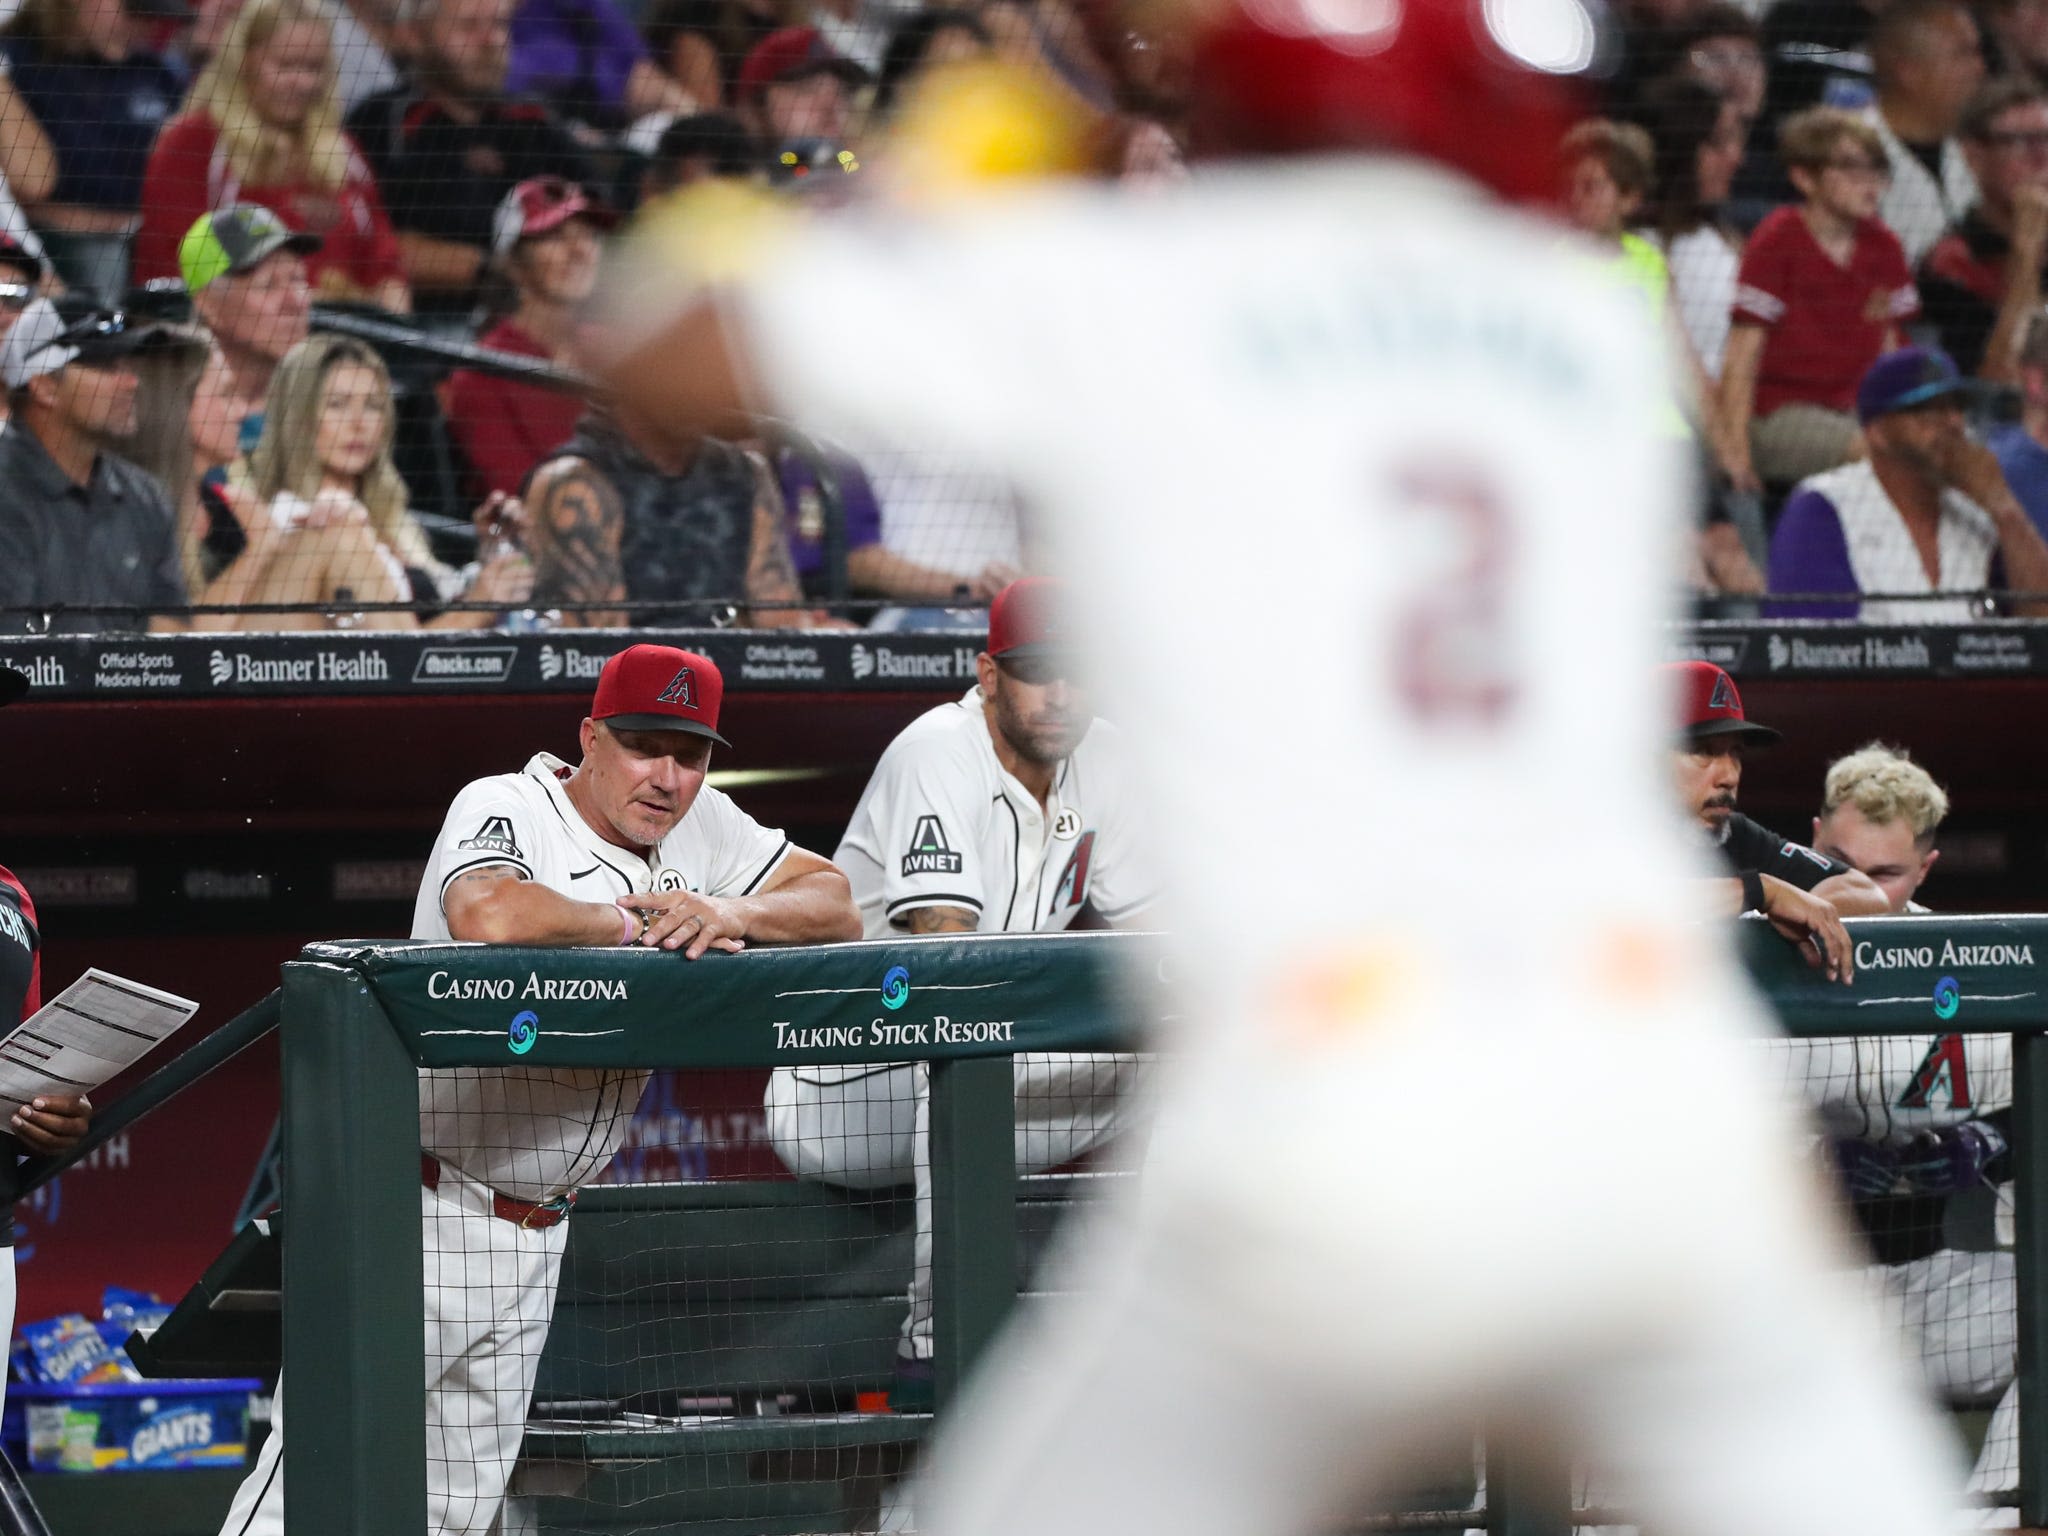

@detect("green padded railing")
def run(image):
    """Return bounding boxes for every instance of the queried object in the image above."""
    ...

[275,919,2048,1536]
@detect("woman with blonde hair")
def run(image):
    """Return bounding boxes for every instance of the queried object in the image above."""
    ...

[165,334,532,630]
[135,0,409,308]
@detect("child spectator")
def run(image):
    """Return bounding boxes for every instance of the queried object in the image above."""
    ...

[0,0,181,227]
[444,176,611,499]
[1564,119,1743,463]
[1722,107,1919,489]
[1563,120,1669,309]
[1565,117,1761,595]
[136,0,410,309]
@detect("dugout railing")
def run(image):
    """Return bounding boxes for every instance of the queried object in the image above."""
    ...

[62,918,2048,1536]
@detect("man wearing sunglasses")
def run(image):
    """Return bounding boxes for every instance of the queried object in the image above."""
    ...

[0,295,188,634]
[765,576,1154,1406]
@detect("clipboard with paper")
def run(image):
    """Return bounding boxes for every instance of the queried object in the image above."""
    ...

[0,970,200,1119]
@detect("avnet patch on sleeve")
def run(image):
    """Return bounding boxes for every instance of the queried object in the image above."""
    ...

[903,814,965,876]
[458,816,524,859]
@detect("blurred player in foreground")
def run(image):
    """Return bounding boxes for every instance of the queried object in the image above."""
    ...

[598,1,1965,1529]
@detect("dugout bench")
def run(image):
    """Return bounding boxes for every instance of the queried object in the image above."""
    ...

[72,920,2048,1534]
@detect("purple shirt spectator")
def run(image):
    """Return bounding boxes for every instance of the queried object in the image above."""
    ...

[1764,488,1862,618]
[779,446,882,584]
[507,0,648,127]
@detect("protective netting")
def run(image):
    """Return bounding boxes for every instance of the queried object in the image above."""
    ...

[234,1038,2006,1536]
[402,1057,1141,1535]
[0,0,1147,637]
[1772,1029,2019,1514]
[0,0,2044,632]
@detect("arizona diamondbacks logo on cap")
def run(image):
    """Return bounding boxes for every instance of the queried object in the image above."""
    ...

[1708,672,1738,711]
[658,666,699,708]
[458,816,522,858]
[902,814,963,876]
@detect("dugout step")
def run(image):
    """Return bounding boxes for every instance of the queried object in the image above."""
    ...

[521,1410,929,1464]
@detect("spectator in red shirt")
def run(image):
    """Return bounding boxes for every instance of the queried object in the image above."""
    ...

[135,0,411,310]
[446,176,612,499]
[1721,106,1919,490]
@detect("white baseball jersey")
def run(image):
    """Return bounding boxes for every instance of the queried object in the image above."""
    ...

[413,751,792,1201]
[716,152,1962,1536]
[735,160,1707,1009]
[833,687,1151,939]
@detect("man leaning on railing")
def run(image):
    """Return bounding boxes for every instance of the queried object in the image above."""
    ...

[1666,661,1885,984]
[1805,743,2022,1521]
[213,642,860,1536]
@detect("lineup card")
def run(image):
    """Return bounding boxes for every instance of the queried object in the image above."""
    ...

[0,970,200,1119]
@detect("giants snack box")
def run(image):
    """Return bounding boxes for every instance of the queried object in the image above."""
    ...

[6,1378,263,1472]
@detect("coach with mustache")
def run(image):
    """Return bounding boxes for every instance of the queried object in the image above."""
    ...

[1668,661,1888,984]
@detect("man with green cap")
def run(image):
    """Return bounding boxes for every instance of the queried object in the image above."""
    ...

[180,204,320,449]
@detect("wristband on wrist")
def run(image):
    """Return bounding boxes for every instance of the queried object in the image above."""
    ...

[617,901,636,946]
[1740,870,1766,913]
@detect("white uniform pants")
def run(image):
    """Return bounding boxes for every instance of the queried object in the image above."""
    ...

[919,1000,1964,1536]
[764,1054,1139,1355]
[1872,1249,2016,1406]
[217,1175,570,1536]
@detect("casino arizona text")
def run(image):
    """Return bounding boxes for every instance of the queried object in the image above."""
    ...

[1853,939,2036,970]
[427,971,630,1001]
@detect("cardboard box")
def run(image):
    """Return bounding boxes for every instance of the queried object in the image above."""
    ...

[4,1379,261,1472]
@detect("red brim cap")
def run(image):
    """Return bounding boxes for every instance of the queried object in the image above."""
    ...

[592,643,730,746]
[987,576,1070,659]
[1666,660,1780,747]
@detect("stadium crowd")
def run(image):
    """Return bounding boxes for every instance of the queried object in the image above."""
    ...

[0,7,2035,1525]
[5,0,2048,628]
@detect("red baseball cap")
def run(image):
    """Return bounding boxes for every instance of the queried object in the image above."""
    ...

[986,577,1071,661]
[738,27,869,106]
[491,176,619,260]
[1666,661,1780,748]
[591,644,729,746]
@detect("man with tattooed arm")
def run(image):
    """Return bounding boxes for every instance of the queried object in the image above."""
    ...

[522,399,844,627]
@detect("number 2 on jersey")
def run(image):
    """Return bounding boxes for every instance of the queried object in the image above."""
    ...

[1385,464,1517,727]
